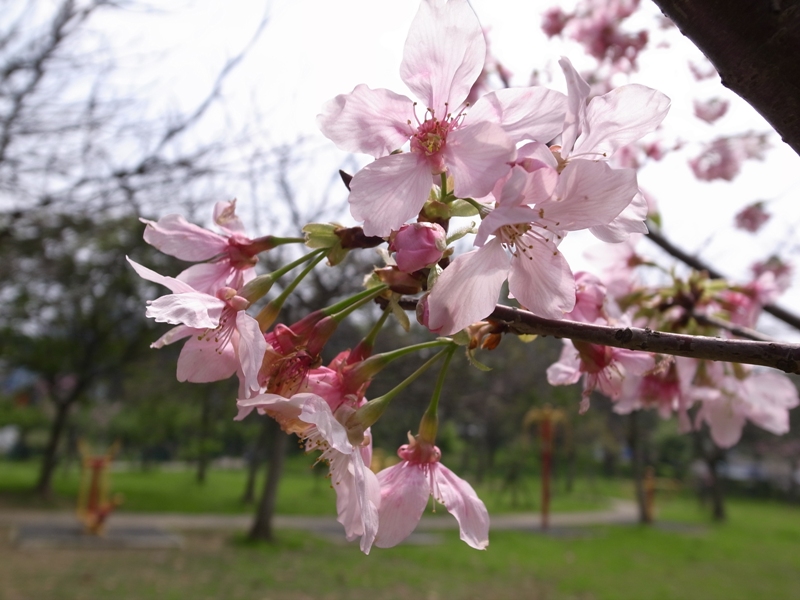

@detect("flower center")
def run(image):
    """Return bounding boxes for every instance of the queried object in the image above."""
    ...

[408,105,462,172]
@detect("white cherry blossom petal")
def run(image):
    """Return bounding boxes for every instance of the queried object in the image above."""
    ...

[374,462,431,549]
[508,235,575,319]
[468,87,567,143]
[400,0,485,115]
[575,84,671,159]
[349,152,433,237]
[427,239,510,335]
[141,214,229,261]
[443,121,515,200]
[431,463,489,550]
[317,84,414,158]
[145,292,225,329]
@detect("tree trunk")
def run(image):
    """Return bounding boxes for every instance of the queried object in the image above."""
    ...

[650,0,800,158]
[35,399,72,498]
[629,411,651,524]
[706,452,727,522]
[241,417,271,504]
[248,418,287,541]
[196,391,212,485]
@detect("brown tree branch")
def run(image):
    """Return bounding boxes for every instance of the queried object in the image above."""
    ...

[650,0,800,156]
[489,304,800,374]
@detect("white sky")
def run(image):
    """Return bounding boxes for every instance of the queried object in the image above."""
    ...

[93,0,800,338]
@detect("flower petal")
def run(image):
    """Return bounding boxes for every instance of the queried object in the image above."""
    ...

[176,334,238,383]
[427,240,510,335]
[375,462,431,548]
[574,84,670,159]
[145,292,225,328]
[589,191,649,243]
[235,312,268,396]
[443,121,515,199]
[558,56,591,157]
[127,257,196,294]
[508,235,575,319]
[536,160,638,231]
[349,152,432,237]
[400,0,485,114]
[141,214,229,261]
[177,262,236,295]
[150,324,196,349]
[431,463,489,550]
[317,84,414,158]
[468,87,567,143]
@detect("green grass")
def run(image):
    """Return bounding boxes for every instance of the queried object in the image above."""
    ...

[0,457,615,515]
[2,497,800,599]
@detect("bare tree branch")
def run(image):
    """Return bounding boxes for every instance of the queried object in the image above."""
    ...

[489,304,800,374]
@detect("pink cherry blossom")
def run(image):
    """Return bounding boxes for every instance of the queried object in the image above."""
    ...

[694,363,799,448]
[734,201,770,233]
[317,0,566,237]
[235,392,380,553]
[127,258,267,394]
[557,57,670,165]
[751,256,793,293]
[426,159,637,334]
[689,134,769,182]
[375,436,488,550]
[693,98,729,124]
[141,199,260,293]
[547,339,655,412]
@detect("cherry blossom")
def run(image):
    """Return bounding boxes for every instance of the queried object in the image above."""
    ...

[426,158,637,334]
[318,0,566,237]
[375,435,488,550]
[127,258,266,394]
[734,201,770,233]
[235,392,380,553]
[141,200,262,293]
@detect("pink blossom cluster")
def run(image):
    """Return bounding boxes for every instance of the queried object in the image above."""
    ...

[689,133,769,182]
[130,198,488,554]
[319,0,669,338]
[541,0,649,68]
[545,239,799,447]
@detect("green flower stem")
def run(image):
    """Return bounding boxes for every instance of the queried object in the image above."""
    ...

[322,284,389,318]
[351,347,451,431]
[329,285,389,324]
[418,344,456,444]
[346,338,454,388]
[440,172,448,203]
[239,248,326,302]
[351,304,392,362]
[256,252,328,330]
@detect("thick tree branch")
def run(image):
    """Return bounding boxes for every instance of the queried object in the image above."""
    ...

[489,305,800,374]
[650,0,800,156]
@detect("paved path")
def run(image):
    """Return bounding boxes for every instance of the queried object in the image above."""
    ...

[0,499,638,533]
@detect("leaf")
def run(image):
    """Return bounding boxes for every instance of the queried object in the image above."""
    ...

[466,347,491,371]
[389,295,410,332]
[517,334,538,343]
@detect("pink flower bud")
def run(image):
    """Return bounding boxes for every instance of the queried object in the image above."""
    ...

[389,223,447,273]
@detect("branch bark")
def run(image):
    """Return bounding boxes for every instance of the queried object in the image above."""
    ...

[650,0,800,156]
[489,304,800,374]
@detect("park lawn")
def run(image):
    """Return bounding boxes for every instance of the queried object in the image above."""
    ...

[0,457,616,515]
[1,498,800,600]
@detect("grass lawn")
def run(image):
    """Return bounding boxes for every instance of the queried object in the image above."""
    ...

[0,457,619,515]
[1,497,800,599]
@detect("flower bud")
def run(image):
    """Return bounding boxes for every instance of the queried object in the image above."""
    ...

[389,223,447,273]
